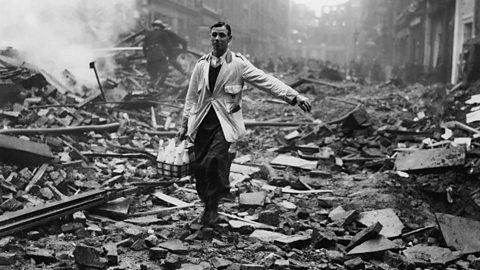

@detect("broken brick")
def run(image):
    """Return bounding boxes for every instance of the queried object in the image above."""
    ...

[274,258,289,269]
[157,240,188,255]
[274,235,311,249]
[164,253,182,269]
[329,207,358,227]
[240,264,266,270]
[130,238,148,251]
[103,244,118,266]
[258,210,280,226]
[26,248,56,264]
[61,222,84,233]
[73,244,107,269]
[0,198,23,212]
[229,220,254,235]
[211,257,232,269]
[250,230,287,243]
[27,231,42,241]
[344,257,364,270]
[150,247,168,260]
[326,250,345,264]
[0,253,17,265]
[314,230,337,249]
[346,222,383,251]
[239,192,267,208]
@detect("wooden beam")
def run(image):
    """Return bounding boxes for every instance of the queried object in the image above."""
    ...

[0,123,120,135]
[153,192,190,207]
[219,212,277,230]
[131,204,196,217]
[0,135,54,166]
[25,164,49,193]
[395,146,466,171]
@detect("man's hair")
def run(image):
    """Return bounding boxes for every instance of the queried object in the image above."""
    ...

[210,21,232,37]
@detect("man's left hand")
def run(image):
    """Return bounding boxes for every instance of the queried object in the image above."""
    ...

[296,95,312,113]
[176,127,187,141]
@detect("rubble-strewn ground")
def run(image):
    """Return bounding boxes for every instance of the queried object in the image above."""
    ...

[2,50,480,270]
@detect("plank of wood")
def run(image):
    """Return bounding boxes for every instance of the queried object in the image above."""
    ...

[0,123,120,135]
[92,197,133,219]
[45,182,69,201]
[298,177,314,190]
[261,183,333,194]
[0,135,54,166]
[0,189,107,238]
[400,225,436,238]
[270,154,317,170]
[220,212,276,230]
[25,164,49,193]
[153,192,190,207]
[76,91,102,109]
[244,121,314,127]
[445,121,480,135]
[131,204,196,217]
[394,146,466,171]
[230,163,261,176]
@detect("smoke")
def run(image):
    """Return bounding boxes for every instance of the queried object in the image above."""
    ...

[0,0,139,92]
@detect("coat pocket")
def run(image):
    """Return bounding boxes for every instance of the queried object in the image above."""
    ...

[224,85,242,113]
[224,85,242,94]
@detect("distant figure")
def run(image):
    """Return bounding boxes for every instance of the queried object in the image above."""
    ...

[143,20,188,89]
[142,20,170,88]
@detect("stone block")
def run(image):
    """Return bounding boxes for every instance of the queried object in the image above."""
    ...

[239,192,267,208]
[149,247,168,260]
[0,253,16,265]
[73,244,107,269]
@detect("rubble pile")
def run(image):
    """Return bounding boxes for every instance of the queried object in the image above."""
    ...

[2,50,480,270]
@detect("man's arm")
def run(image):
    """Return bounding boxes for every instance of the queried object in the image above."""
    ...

[166,30,188,50]
[241,56,311,112]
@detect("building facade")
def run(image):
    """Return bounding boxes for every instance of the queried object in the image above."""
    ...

[138,0,222,52]
[315,2,360,66]
[139,0,292,62]
[452,0,476,83]
[357,0,476,84]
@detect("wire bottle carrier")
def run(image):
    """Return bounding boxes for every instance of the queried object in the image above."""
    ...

[157,145,195,178]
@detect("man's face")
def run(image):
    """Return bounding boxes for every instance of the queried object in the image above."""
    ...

[210,26,230,54]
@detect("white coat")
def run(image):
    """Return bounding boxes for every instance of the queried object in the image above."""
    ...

[182,50,300,142]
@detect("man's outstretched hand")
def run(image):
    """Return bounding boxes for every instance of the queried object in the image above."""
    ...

[296,94,312,113]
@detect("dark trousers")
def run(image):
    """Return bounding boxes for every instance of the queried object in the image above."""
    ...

[146,59,168,86]
[194,108,231,203]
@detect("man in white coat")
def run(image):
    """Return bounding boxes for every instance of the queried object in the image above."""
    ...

[177,22,311,226]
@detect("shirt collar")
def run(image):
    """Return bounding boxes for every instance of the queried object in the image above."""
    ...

[209,51,228,67]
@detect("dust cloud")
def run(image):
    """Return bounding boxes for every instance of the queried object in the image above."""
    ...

[0,0,139,91]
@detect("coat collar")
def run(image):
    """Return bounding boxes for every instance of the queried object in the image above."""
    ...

[206,49,233,64]
[202,49,233,94]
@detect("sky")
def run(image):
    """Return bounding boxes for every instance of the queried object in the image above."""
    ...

[294,0,349,13]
